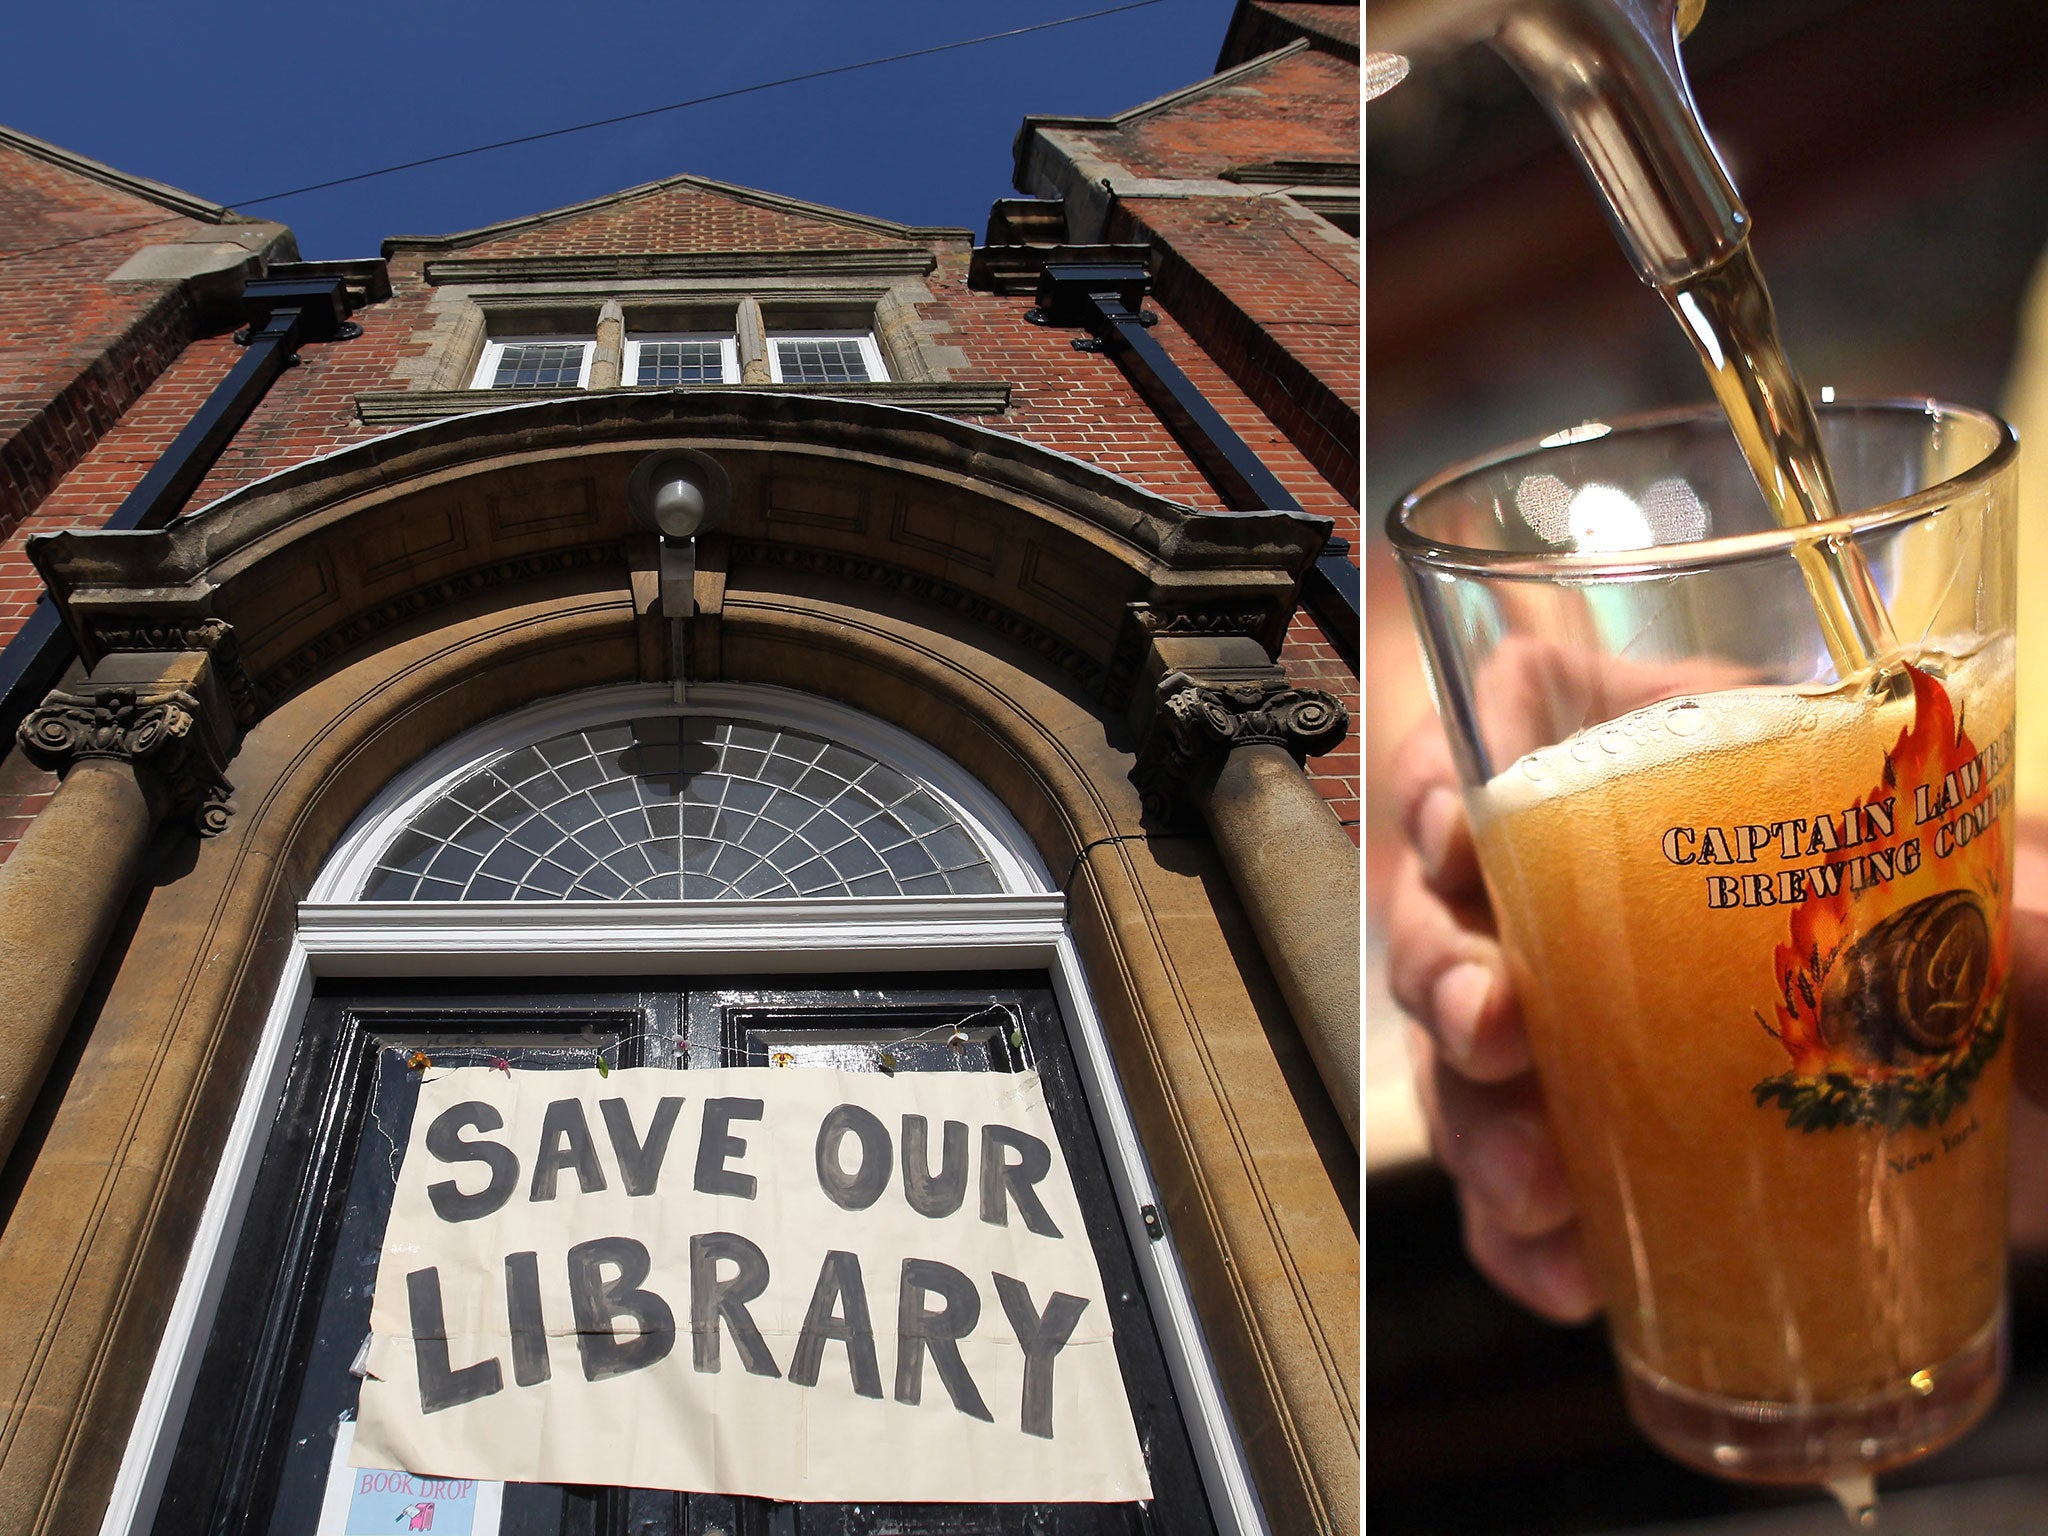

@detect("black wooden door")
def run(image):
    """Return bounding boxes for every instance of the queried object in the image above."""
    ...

[154,976,1216,1536]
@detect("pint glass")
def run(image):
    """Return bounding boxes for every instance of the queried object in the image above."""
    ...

[1389,402,2018,1492]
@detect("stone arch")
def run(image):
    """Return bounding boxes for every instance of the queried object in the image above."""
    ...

[2,392,1357,1536]
[33,391,1323,731]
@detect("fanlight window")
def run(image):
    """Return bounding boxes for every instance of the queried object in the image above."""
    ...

[361,714,1002,901]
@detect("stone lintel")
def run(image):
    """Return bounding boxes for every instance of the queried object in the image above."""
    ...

[351,380,1015,425]
[423,249,940,286]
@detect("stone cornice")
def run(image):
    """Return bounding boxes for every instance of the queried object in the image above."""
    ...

[352,381,1013,427]
[28,393,1324,606]
[24,394,1328,734]
[1220,159,1360,188]
[422,250,938,286]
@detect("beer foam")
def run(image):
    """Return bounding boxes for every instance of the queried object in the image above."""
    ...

[1472,639,2013,826]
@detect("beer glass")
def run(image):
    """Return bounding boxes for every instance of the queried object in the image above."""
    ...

[1388,401,2018,1499]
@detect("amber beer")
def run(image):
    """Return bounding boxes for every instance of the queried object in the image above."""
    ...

[1470,640,2015,1482]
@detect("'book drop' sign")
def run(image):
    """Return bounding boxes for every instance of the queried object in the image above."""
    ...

[353,1066,1153,1503]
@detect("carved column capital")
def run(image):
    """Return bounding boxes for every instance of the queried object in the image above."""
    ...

[1134,669,1349,819]
[17,675,236,836]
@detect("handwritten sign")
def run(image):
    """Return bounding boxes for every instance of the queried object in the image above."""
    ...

[353,1067,1153,1503]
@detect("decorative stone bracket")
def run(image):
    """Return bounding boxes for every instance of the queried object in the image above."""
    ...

[84,615,261,729]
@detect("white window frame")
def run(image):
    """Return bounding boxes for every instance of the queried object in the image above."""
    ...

[766,329,890,385]
[624,331,740,388]
[469,334,596,391]
[100,683,1270,1536]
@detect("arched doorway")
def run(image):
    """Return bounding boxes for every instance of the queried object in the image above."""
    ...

[1,394,1354,1535]
[124,683,1244,1533]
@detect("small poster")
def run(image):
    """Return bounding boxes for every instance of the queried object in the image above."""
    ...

[316,1420,503,1536]
[352,1066,1152,1503]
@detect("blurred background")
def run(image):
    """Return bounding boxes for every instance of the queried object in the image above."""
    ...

[1365,0,2048,1529]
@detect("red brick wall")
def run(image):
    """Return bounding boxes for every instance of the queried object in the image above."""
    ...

[183,257,435,508]
[0,174,1359,857]
[0,141,231,543]
[1031,45,1361,500]
[1258,0,1359,49]
[1281,608,1361,844]
[1111,48,1359,176]
[1026,41,1363,820]
[0,755,56,871]
[160,236,1252,513]
[1116,197,1359,500]
[0,335,244,649]
[1218,0,1361,69]
[923,251,1231,510]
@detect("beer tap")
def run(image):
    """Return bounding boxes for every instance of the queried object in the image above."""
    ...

[1369,0,1742,292]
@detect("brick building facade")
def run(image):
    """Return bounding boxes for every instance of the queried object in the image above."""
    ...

[0,4,1357,1532]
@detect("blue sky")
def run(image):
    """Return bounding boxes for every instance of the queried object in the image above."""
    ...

[5,0,1241,258]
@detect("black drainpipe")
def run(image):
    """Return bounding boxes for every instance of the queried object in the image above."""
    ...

[1030,259,1360,670]
[0,271,380,748]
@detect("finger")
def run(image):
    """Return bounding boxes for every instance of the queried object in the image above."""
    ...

[1410,1028,1595,1324]
[1461,1203,1599,1325]
[1415,783,1481,899]
[1388,719,1482,897]
[1415,1036,1575,1240]
[1387,855,1530,1082]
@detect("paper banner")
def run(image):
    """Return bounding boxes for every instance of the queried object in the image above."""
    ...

[353,1066,1153,1504]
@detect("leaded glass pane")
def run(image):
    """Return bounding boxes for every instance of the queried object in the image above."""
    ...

[489,342,587,389]
[635,339,727,386]
[772,337,870,383]
[362,716,1001,901]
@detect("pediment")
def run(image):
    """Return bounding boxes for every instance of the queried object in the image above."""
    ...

[384,172,969,262]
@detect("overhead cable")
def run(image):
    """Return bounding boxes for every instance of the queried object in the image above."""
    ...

[222,0,1168,210]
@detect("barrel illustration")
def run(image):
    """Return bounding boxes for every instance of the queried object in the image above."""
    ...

[1817,890,1991,1068]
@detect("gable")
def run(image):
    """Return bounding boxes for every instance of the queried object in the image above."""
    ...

[1216,0,1360,70]
[389,173,968,260]
[1115,48,1358,177]
[1013,42,1358,188]
[0,123,240,233]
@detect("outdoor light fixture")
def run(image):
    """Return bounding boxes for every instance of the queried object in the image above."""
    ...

[627,448,732,687]
[627,447,731,540]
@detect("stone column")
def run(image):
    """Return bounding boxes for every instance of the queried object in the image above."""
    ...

[590,298,626,389]
[1140,670,1358,1145]
[0,651,235,1165]
[736,296,772,384]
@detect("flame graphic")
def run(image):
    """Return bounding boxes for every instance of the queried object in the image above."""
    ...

[1768,666,2008,1082]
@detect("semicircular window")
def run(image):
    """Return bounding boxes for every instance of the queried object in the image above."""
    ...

[362,716,1003,901]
